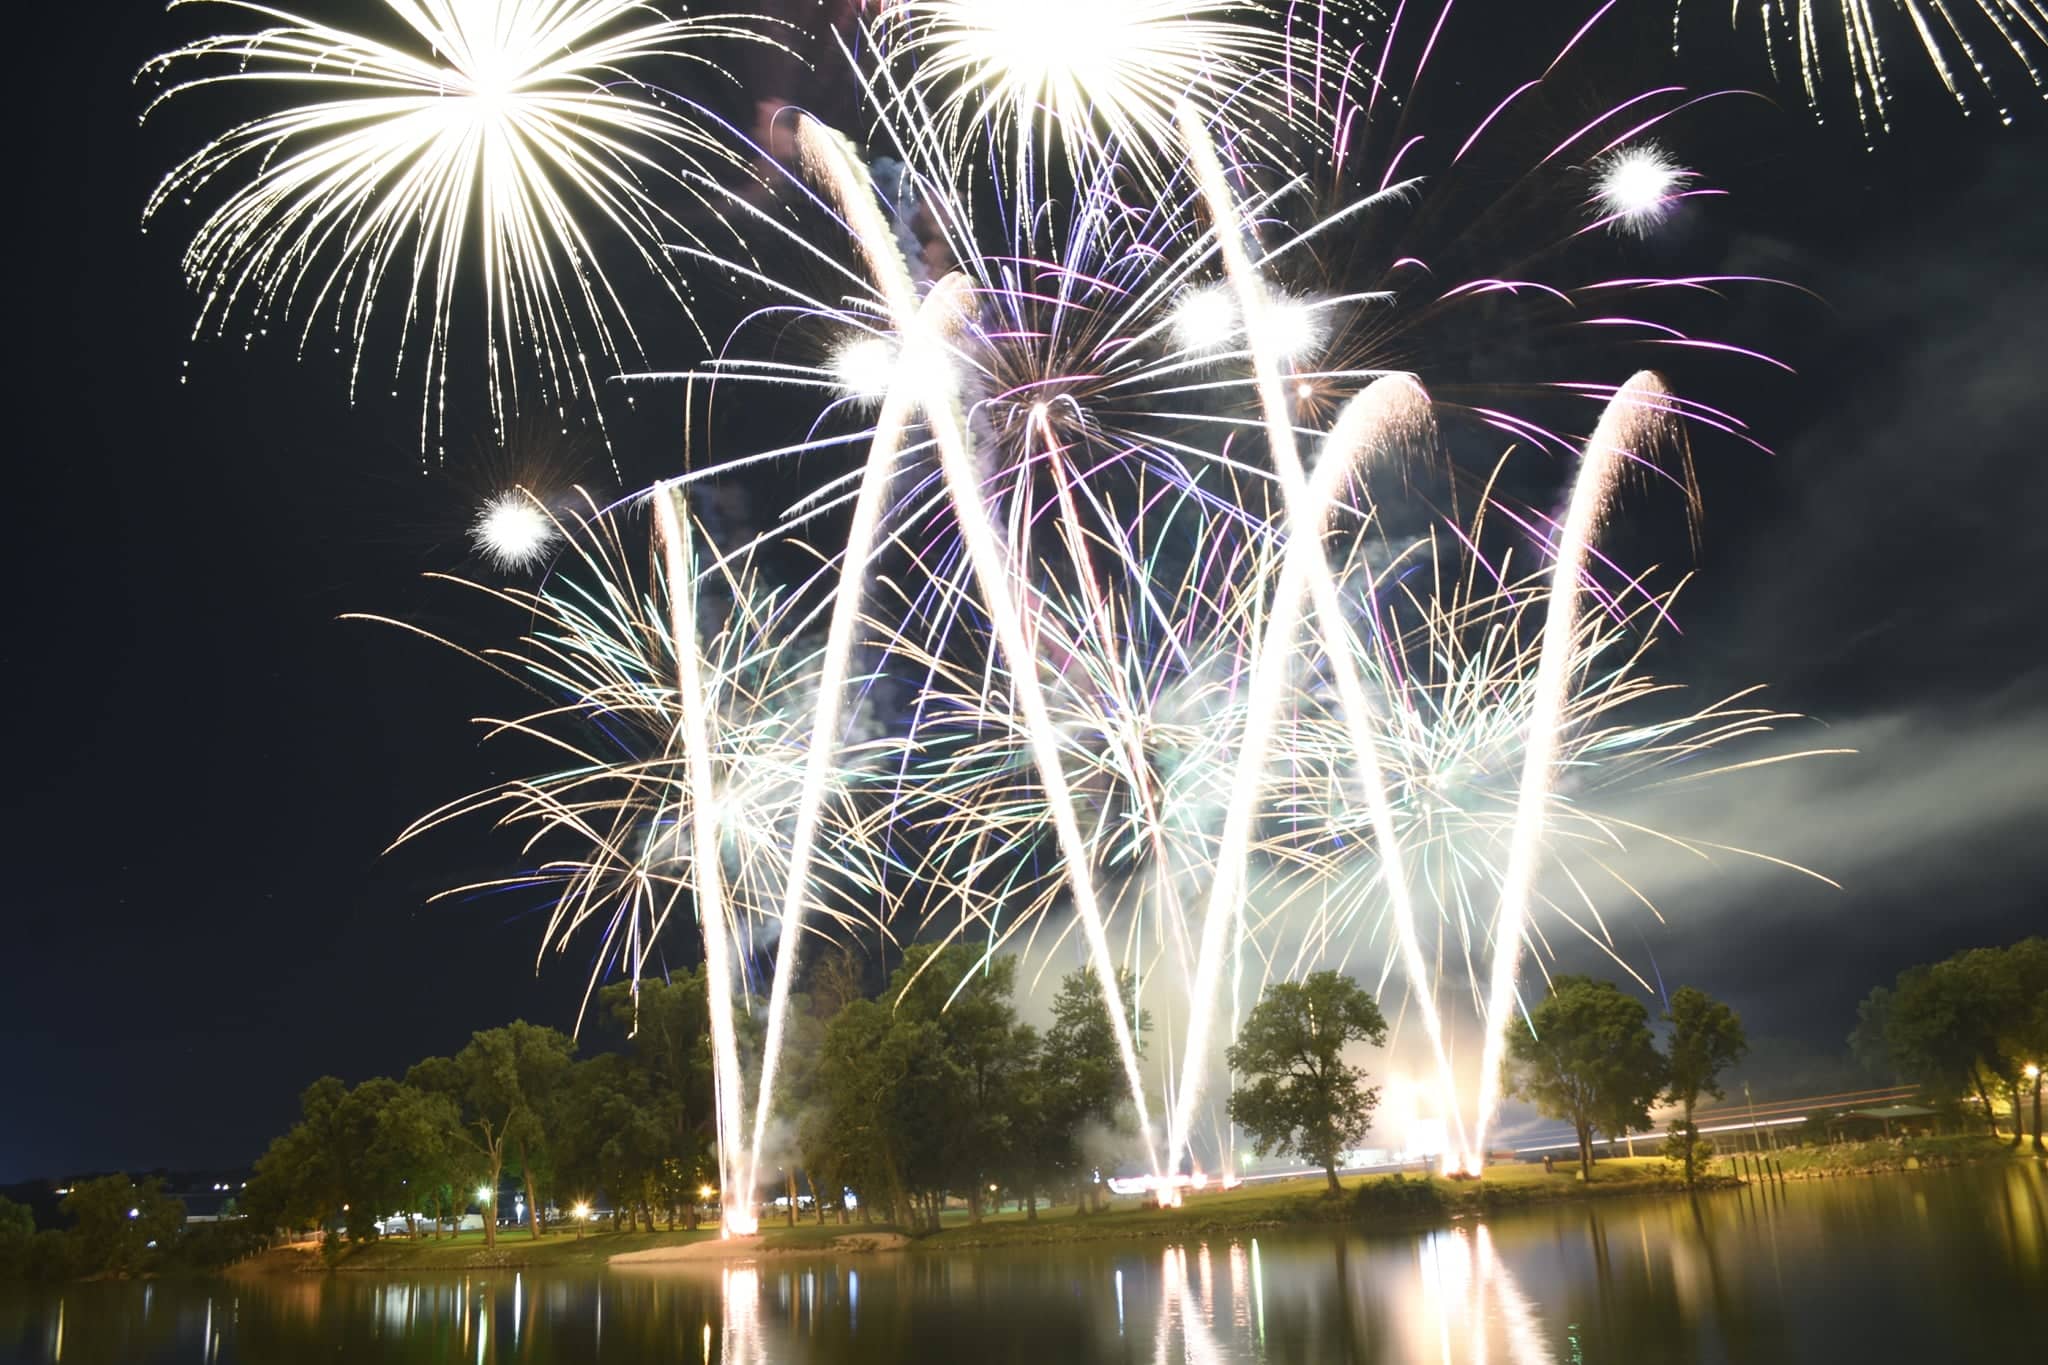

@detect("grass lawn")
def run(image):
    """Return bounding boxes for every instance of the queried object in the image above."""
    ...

[896,1157,1698,1250]
[301,1143,2035,1269]
[327,1224,719,1270]
[1735,1133,2020,1177]
[299,1161,1683,1267]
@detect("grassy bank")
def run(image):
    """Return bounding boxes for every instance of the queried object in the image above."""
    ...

[247,1226,718,1273]
[255,1159,1701,1270]
[913,1158,1721,1250]
[246,1138,2031,1272]
[1724,1133,2021,1179]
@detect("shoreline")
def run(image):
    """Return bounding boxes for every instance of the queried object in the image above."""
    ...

[211,1139,2034,1275]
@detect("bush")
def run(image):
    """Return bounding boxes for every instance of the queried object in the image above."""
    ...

[1663,1124,1716,1183]
[26,1230,86,1282]
[1349,1175,1446,1221]
[173,1220,274,1272]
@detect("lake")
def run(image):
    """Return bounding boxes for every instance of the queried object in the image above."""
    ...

[4,1163,2043,1363]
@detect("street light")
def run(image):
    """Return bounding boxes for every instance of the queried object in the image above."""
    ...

[2026,1063,2041,1080]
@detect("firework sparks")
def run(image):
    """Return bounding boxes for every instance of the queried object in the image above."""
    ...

[358,493,897,1233]
[874,0,1367,189]
[1682,1,2048,139]
[265,1,1856,1199]
[140,0,779,449]
[1465,372,1670,1171]
[1591,144,1694,235]
[471,491,556,570]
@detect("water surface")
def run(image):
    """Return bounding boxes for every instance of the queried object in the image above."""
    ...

[5,1163,2043,1363]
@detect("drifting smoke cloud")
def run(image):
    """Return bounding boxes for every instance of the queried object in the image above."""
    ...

[1520,141,2048,1043]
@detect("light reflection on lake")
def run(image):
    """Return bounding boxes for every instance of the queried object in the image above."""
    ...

[3,1163,2042,1363]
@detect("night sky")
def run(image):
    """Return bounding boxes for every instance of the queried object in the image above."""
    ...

[8,1,2045,1182]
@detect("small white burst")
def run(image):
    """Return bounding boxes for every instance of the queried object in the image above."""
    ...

[1170,287,1238,353]
[832,336,900,402]
[1593,145,1694,235]
[472,494,556,571]
[1264,297,1323,361]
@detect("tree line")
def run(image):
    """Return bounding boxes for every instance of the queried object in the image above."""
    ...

[11,937,2030,1278]
[232,946,1175,1246]
[1850,936,2046,1152]
[1503,977,1749,1184]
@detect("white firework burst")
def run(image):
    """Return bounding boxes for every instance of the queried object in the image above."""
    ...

[141,0,780,448]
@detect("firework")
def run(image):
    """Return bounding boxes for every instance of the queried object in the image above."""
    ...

[235,0,1853,1218]
[1681,1,2048,138]
[622,4,1811,1195]
[1591,144,1696,236]
[470,490,556,570]
[141,0,780,448]
[356,492,898,1230]
[871,1,1369,192]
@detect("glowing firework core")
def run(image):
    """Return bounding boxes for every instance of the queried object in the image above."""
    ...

[1594,146,1690,233]
[832,337,900,400]
[1171,287,1238,352]
[471,494,555,570]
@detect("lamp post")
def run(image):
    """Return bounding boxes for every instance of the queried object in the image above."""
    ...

[2026,1064,2041,1150]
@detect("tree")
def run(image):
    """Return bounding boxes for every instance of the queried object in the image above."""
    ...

[408,1022,575,1250]
[553,1054,655,1228]
[1990,939,2048,1153]
[1663,987,1748,1185]
[1877,958,2010,1134]
[61,1175,183,1277]
[1226,971,1389,1194]
[243,1076,353,1238]
[1503,976,1667,1182]
[1039,967,1148,1211]
[810,995,917,1228]
[1849,986,1896,1081]
[796,945,1042,1233]
[369,1084,467,1237]
[0,1195,34,1279]
[882,945,1037,1226]
[1853,939,2048,1145]
[777,950,878,1227]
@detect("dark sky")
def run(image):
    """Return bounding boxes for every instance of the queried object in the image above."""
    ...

[8,2,2045,1181]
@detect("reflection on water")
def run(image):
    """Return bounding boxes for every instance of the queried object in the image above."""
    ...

[2,1164,2042,1364]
